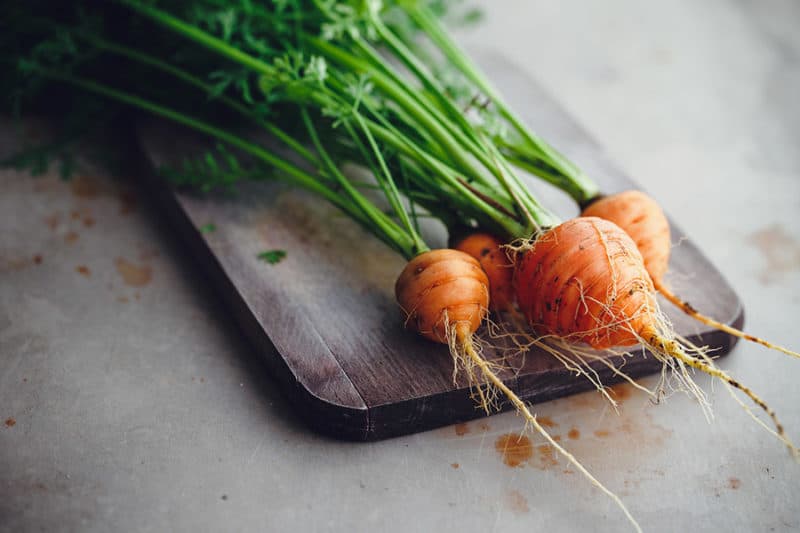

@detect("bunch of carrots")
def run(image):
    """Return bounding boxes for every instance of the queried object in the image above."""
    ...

[3,1,797,530]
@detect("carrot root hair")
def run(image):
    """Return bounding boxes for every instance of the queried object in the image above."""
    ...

[513,217,795,455]
[654,278,800,360]
[451,326,643,533]
[642,326,799,458]
[486,318,655,410]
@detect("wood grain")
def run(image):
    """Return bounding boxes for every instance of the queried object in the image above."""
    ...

[136,52,742,441]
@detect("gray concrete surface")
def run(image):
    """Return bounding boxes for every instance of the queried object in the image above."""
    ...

[1,1,799,531]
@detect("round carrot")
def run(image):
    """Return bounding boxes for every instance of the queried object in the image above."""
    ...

[581,190,670,283]
[452,233,515,312]
[516,216,656,350]
[515,217,796,453]
[396,246,642,529]
[395,249,489,343]
[582,190,800,359]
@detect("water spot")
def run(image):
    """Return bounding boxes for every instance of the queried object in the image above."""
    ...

[221,494,228,501]
[115,257,152,287]
[450,463,459,469]
[568,428,580,440]
[747,225,800,284]
[506,489,529,513]
[64,231,79,244]
[4,417,16,427]
[537,416,558,428]
[76,265,91,277]
[728,477,741,490]
[454,423,470,436]
[495,434,533,467]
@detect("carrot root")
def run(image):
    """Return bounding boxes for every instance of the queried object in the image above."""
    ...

[455,331,643,533]
[643,327,799,458]
[654,279,800,361]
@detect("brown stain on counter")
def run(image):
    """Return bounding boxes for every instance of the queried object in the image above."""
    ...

[4,417,16,427]
[608,382,633,402]
[115,257,152,287]
[70,175,104,198]
[454,423,469,436]
[567,428,580,440]
[119,191,137,214]
[76,265,91,277]
[537,416,558,428]
[748,224,800,284]
[43,213,60,231]
[728,477,741,490]
[536,444,558,469]
[495,434,533,467]
[506,490,529,513]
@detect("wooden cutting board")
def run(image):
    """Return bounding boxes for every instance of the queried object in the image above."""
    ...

[136,52,742,441]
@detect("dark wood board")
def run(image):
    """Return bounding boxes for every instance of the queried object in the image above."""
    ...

[136,52,742,441]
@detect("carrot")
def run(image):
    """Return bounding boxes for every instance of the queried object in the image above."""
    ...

[582,190,800,359]
[515,217,797,455]
[396,246,643,531]
[581,190,670,283]
[395,248,489,344]
[452,233,515,312]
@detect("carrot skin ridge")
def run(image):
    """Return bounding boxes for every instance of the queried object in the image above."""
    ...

[583,191,800,359]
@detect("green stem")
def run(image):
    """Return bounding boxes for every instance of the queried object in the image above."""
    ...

[77,32,319,166]
[353,113,427,254]
[309,37,488,183]
[300,107,424,259]
[405,3,599,204]
[37,69,398,234]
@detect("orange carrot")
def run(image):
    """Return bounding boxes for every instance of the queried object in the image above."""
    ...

[582,190,799,359]
[395,249,489,343]
[581,190,670,283]
[515,217,796,453]
[452,233,515,312]
[396,247,643,530]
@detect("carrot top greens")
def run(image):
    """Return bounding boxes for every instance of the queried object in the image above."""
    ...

[2,0,574,258]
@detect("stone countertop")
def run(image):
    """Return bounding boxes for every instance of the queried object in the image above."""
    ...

[1,1,799,531]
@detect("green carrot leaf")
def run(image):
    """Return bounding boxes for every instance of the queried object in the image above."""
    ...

[257,249,287,264]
